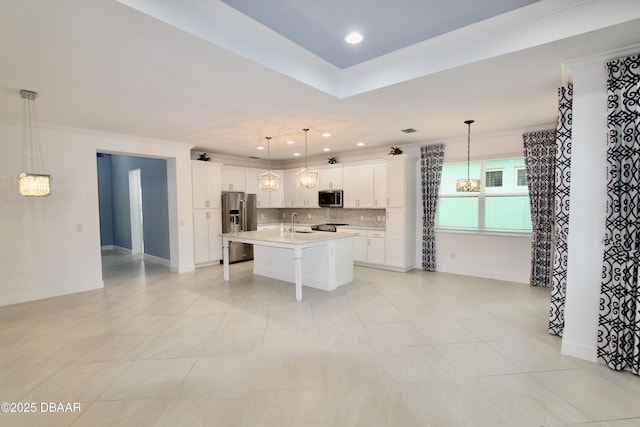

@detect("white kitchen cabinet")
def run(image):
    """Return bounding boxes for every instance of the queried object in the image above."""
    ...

[339,228,385,266]
[193,208,222,266]
[221,166,246,192]
[384,209,404,268]
[367,230,386,265]
[192,161,222,209]
[384,155,416,271]
[283,171,297,208]
[245,168,275,208]
[373,163,387,208]
[319,166,343,190]
[386,156,408,208]
[350,230,367,262]
[284,169,318,207]
[343,164,374,208]
[295,186,318,208]
[267,170,285,207]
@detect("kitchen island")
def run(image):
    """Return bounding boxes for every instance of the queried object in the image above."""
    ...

[221,230,354,301]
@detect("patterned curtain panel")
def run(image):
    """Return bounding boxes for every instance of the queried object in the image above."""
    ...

[598,53,640,374]
[549,84,573,336]
[421,144,445,271]
[523,129,556,287]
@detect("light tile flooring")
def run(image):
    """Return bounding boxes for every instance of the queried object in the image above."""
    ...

[1,251,639,426]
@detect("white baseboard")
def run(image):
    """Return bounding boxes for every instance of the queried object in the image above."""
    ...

[561,341,598,363]
[144,253,170,267]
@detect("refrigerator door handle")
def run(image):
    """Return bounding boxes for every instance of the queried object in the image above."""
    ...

[240,198,246,231]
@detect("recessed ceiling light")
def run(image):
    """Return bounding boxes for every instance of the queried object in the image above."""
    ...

[293,152,300,157]
[256,146,264,150]
[323,148,331,152]
[286,140,295,145]
[345,31,363,44]
[322,132,331,137]
[356,142,365,147]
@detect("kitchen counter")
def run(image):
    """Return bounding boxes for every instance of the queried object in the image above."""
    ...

[221,230,354,301]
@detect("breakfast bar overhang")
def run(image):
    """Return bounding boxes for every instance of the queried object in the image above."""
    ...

[221,230,354,301]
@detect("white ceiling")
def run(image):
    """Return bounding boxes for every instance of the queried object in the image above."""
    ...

[1,0,640,163]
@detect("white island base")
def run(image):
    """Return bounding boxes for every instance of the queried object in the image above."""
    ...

[222,231,354,301]
[254,240,353,292]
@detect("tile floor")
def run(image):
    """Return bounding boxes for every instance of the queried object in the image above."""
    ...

[1,251,639,426]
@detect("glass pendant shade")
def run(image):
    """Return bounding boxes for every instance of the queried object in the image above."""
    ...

[457,119,479,193]
[258,136,281,191]
[295,128,318,188]
[19,89,51,197]
[258,170,280,191]
[19,173,51,196]
[455,178,481,192]
[296,167,318,189]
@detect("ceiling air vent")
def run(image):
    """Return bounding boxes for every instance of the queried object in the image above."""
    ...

[401,128,417,133]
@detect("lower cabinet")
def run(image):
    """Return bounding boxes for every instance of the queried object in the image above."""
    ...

[342,228,385,266]
[193,208,221,266]
[366,231,385,265]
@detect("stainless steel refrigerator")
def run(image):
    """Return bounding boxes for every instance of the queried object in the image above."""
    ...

[221,192,257,263]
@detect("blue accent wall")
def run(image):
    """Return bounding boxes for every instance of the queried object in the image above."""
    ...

[97,153,170,260]
[97,154,114,247]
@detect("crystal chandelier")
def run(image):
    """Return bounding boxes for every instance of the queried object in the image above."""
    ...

[258,136,280,191]
[295,128,318,188]
[18,89,51,197]
[456,120,480,192]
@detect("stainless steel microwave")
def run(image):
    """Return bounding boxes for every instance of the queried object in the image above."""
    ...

[318,190,343,208]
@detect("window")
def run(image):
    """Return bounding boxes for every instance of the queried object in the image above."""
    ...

[437,157,531,232]
[485,170,503,187]
[516,168,527,187]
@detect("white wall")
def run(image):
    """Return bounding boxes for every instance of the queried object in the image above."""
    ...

[560,53,610,362]
[0,121,194,306]
[409,129,537,284]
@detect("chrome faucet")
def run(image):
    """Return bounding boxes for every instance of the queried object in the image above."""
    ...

[291,212,298,233]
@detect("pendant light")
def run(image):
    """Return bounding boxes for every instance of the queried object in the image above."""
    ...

[258,136,280,191]
[18,89,51,196]
[456,120,480,192]
[295,128,318,188]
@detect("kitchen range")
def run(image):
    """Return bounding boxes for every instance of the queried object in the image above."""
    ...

[310,223,349,232]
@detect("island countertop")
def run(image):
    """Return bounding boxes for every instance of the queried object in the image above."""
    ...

[220,229,354,247]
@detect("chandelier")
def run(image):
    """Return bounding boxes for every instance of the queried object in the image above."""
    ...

[18,89,51,197]
[456,120,480,192]
[295,128,318,188]
[258,136,280,191]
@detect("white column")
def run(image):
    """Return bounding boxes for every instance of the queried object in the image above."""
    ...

[561,45,640,362]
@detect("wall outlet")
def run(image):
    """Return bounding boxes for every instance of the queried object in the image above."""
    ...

[450,252,456,259]
[308,214,311,219]
[360,215,364,220]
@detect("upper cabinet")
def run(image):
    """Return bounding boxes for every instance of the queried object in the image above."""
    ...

[373,163,387,208]
[343,164,374,208]
[192,161,222,209]
[221,166,246,192]
[283,169,318,208]
[245,167,284,208]
[386,156,412,208]
[318,166,343,190]
[342,162,386,209]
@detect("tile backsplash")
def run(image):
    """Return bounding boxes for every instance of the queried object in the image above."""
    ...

[258,208,386,228]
